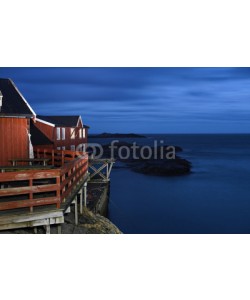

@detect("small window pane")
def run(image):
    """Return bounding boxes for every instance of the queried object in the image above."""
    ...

[62,128,65,140]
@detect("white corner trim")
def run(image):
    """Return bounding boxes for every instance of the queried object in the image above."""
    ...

[36,118,55,127]
[77,115,83,127]
[10,79,37,117]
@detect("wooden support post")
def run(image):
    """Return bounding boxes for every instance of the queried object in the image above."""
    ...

[74,197,78,225]
[83,182,87,207]
[62,150,65,166]
[46,225,50,234]
[45,219,50,234]
[57,225,62,234]
[80,190,83,214]
[34,227,38,234]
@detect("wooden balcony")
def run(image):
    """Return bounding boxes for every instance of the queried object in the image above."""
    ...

[0,149,88,215]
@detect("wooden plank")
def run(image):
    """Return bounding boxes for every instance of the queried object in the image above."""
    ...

[0,197,60,210]
[0,184,59,197]
[0,210,64,224]
[0,170,60,182]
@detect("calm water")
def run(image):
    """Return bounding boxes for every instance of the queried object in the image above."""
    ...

[104,134,250,234]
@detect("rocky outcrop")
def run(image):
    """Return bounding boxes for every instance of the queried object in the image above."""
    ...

[89,142,191,176]
[62,206,122,234]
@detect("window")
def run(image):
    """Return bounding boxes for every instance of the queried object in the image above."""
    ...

[62,128,65,140]
[82,129,86,138]
[56,127,60,140]
[57,147,61,150]
[70,128,75,139]
[71,145,75,151]
[62,146,66,150]
[79,128,82,138]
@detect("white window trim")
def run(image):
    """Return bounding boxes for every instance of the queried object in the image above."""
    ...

[56,127,61,140]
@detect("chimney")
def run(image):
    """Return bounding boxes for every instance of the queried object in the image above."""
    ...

[0,91,2,112]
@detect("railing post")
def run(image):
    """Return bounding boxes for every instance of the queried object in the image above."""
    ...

[52,150,55,166]
[56,176,61,208]
[62,150,65,166]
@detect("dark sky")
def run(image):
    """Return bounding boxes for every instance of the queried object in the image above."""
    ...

[1,67,250,133]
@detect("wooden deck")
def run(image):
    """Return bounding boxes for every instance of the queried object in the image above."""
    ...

[0,149,89,232]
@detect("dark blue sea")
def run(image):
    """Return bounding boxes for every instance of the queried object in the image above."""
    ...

[98,134,250,234]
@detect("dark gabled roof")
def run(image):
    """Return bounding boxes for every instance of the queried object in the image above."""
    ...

[0,78,35,117]
[30,122,53,146]
[37,115,90,128]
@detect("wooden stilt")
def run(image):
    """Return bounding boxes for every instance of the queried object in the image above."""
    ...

[74,197,78,225]
[83,183,87,207]
[45,218,50,234]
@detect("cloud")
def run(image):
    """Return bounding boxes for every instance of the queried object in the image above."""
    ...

[1,67,250,133]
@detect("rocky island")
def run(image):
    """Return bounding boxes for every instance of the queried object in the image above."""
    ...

[89,132,146,138]
[88,141,192,176]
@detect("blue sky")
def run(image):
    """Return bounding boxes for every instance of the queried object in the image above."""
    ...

[1,67,250,133]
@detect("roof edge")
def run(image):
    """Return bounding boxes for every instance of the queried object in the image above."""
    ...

[10,79,36,117]
[36,118,55,127]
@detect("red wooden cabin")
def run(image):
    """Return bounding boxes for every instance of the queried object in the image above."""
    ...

[0,78,36,166]
[0,79,89,231]
[32,115,89,152]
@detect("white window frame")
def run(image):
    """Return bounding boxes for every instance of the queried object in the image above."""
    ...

[56,127,61,140]
[82,128,86,138]
[71,145,75,151]
[79,128,82,138]
[57,147,61,150]
[62,128,65,140]
[62,146,66,150]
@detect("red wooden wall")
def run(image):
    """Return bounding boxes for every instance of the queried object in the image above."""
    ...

[34,120,88,151]
[0,118,29,166]
[34,120,54,140]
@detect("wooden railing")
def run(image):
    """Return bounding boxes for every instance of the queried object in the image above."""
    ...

[0,150,88,213]
[34,148,85,167]
[60,154,88,201]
